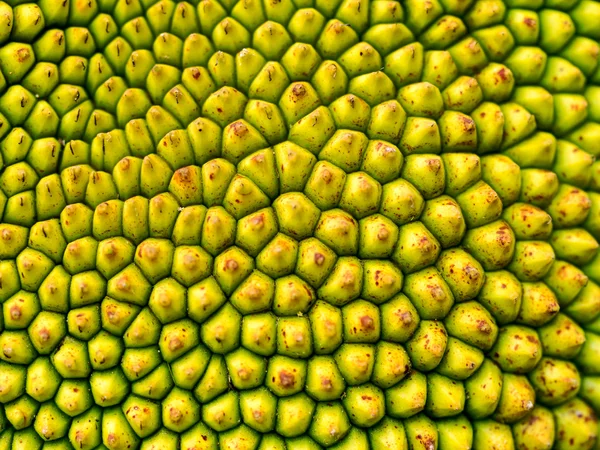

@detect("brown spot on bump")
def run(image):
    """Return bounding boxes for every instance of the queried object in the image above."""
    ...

[279,370,295,388]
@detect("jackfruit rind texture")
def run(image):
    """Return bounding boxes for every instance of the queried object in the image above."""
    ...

[0,0,599,449]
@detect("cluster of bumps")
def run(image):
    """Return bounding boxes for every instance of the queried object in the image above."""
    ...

[0,0,600,449]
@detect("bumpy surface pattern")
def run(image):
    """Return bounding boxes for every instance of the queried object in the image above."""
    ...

[0,0,600,449]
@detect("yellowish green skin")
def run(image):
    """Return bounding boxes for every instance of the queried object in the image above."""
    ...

[0,0,599,449]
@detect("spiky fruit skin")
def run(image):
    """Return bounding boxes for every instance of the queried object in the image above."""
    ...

[0,1,599,449]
